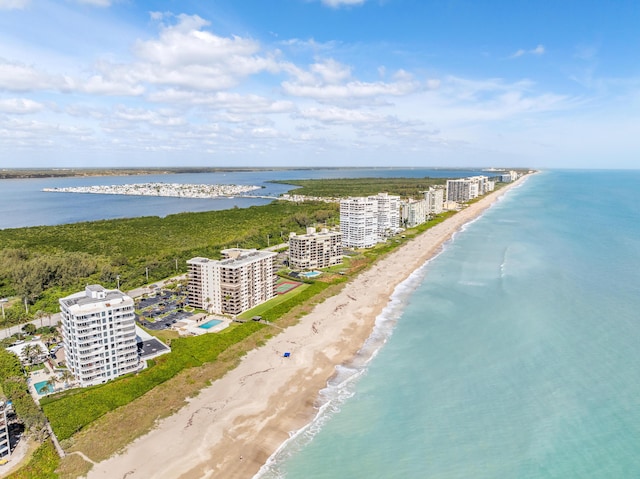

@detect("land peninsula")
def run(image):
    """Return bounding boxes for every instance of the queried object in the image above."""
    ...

[43,183,264,199]
[81,176,529,479]
[0,166,393,180]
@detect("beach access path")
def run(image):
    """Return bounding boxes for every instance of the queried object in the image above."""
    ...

[85,177,528,479]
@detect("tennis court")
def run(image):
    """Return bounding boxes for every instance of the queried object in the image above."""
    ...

[276,279,302,294]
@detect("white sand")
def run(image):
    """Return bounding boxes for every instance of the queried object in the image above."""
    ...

[85,178,526,479]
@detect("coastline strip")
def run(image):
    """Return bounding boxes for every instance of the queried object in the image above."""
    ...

[84,177,528,479]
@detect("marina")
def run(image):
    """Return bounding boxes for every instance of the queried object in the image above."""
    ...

[42,182,265,199]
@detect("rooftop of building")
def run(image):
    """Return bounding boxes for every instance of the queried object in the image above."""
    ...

[188,249,276,270]
[289,227,341,239]
[60,284,131,310]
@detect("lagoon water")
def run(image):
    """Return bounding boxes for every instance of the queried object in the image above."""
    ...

[258,170,640,478]
[0,168,484,229]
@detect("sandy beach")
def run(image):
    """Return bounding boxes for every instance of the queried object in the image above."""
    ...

[85,178,526,479]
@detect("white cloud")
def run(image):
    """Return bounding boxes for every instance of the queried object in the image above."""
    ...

[81,75,145,96]
[510,44,545,59]
[118,13,281,91]
[0,58,72,92]
[0,0,29,9]
[147,89,294,114]
[0,118,94,147]
[297,106,385,124]
[282,60,419,102]
[278,38,339,53]
[112,105,186,127]
[0,98,45,114]
[320,0,366,7]
[531,44,545,55]
[282,78,419,100]
[72,0,113,6]
[310,59,352,84]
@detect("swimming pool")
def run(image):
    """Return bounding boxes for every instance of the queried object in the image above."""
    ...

[300,271,322,278]
[199,319,223,330]
[34,380,54,395]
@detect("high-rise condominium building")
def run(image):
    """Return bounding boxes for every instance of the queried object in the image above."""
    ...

[339,193,402,248]
[187,249,277,315]
[289,227,343,270]
[424,186,445,214]
[340,197,379,248]
[400,198,428,228]
[446,178,477,202]
[60,285,139,387]
[369,192,401,238]
[500,171,519,182]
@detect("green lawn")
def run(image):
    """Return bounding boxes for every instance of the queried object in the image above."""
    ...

[238,283,310,320]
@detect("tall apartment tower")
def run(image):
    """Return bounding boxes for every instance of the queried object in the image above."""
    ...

[187,248,277,315]
[446,176,494,202]
[400,199,428,228]
[446,178,475,202]
[289,227,343,270]
[369,192,400,238]
[0,400,9,459]
[60,285,139,387]
[424,186,444,214]
[340,197,379,248]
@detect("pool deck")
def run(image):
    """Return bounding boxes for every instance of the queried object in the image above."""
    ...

[173,314,231,336]
[300,270,322,278]
[28,363,78,400]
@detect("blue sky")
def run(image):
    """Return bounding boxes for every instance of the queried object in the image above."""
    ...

[0,0,638,168]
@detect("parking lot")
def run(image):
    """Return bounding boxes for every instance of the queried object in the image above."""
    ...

[135,289,194,331]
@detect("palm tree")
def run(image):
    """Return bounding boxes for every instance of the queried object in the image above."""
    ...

[21,344,42,366]
[40,378,57,395]
[58,369,75,389]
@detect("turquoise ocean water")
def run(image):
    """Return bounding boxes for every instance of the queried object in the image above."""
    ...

[257,170,640,479]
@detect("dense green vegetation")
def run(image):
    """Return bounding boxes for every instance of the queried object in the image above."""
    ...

[0,167,338,179]
[0,201,338,322]
[271,176,451,198]
[5,440,59,479]
[41,321,265,440]
[0,348,48,441]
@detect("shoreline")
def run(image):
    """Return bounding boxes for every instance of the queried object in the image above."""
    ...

[85,177,528,479]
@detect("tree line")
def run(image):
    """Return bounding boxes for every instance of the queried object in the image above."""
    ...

[0,201,339,324]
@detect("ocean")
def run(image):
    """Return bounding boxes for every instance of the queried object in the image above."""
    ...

[0,168,485,229]
[256,170,640,478]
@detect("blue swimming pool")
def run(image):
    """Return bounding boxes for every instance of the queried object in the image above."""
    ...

[300,271,322,278]
[199,319,223,330]
[34,380,54,395]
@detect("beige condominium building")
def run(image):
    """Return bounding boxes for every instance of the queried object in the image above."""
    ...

[59,285,139,387]
[187,248,277,315]
[289,227,343,270]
